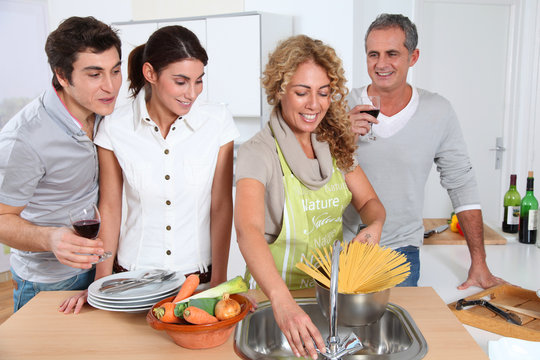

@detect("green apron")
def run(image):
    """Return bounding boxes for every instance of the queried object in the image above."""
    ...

[246,139,352,290]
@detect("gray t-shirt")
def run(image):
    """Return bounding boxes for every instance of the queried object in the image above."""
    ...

[343,87,479,249]
[0,86,98,283]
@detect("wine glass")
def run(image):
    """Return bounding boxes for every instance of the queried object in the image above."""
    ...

[359,95,380,141]
[69,204,111,263]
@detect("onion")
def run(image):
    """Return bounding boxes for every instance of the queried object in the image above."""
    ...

[214,293,241,320]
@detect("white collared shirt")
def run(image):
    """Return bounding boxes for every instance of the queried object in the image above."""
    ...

[94,89,239,274]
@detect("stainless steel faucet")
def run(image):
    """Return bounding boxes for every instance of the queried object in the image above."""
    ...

[318,240,363,359]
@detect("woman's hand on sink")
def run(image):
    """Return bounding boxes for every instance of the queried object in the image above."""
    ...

[271,293,326,359]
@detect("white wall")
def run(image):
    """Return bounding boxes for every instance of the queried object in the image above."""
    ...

[132,0,243,20]
[47,0,132,30]
[245,0,356,88]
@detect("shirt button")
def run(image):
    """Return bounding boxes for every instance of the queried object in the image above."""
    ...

[166,225,171,231]
[166,200,171,205]
[171,127,176,131]
[145,118,150,122]
[165,174,170,180]
[164,149,169,155]
[154,126,159,132]
[166,250,171,255]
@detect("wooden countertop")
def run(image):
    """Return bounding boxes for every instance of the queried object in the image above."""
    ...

[0,287,487,360]
[423,218,506,245]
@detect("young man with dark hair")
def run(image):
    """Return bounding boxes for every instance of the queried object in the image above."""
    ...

[0,16,122,311]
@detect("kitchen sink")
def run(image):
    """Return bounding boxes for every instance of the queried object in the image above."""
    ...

[234,298,428,359]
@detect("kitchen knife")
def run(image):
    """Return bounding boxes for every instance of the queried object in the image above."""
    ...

[424,224,449,238]
[455,298,522,325]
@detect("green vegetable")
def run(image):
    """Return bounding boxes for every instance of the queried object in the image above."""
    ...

[174,302,188,318]
[188,298,219,316]
[174,276,248,304]
[173,297,219,318]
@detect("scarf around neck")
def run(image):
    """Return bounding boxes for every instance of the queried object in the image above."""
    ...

[269,111,334,190]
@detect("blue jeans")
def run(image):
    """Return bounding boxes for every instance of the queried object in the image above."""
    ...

[394,246,420,287]
[11,268,95,312]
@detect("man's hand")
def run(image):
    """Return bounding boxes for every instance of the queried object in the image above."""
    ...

[458,261,506,290]
[349,104,379,136]
[48,227,104,269]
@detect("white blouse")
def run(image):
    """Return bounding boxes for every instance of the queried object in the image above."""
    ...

[94,89,239,274]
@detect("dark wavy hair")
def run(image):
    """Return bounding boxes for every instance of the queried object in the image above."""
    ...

[45,16,121,90]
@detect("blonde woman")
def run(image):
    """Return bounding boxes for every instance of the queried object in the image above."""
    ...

[234,35,385,359]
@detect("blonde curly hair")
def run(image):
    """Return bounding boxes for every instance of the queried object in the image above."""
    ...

[262,35,356,171]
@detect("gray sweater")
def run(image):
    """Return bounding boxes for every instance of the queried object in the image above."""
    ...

[343,88,480,248]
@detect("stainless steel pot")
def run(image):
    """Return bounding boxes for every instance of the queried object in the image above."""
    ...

[315,281,390,326]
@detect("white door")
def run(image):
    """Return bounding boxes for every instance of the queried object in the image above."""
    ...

[415,1,512,225]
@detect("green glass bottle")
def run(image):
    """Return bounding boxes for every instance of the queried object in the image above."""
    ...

[519,171,538,244]
[502,174,520,233]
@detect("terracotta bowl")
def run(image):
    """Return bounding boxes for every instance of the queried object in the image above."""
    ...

[146,294,251,349]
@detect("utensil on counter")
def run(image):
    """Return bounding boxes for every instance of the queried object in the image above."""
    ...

[99,270,165,292]
[456,298,522,326]
[489,302,540,320]
[424,224,449,238]
[101,271,176,294]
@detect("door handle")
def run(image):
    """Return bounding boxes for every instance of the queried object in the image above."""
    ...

[489,137,505,170]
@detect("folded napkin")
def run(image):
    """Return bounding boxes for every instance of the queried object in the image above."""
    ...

[488,337,540,360]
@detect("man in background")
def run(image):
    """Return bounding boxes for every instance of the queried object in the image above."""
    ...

[0,16,122,310]
[344,13,504,289]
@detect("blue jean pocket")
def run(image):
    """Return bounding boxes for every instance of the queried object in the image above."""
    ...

[11,268,95,312]
[394,246,420,287]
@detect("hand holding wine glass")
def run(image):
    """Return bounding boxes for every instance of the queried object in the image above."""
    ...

[69,204,111,263]
[359,95,380,141]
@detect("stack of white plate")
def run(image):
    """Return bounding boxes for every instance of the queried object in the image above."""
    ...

[87,270,184,313]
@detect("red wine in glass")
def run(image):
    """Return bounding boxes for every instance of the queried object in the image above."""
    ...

[69,204,111,263]
[359,95,380,141]
[72,219,100,239]
[361,109,380,118]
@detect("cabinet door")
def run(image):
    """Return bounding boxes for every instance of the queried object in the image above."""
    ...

[206,15,261,117]
[115,23,158,108]
[157,20,208,102]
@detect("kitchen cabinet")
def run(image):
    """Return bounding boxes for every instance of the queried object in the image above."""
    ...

[113,12,292,121]
[113,22,157,107]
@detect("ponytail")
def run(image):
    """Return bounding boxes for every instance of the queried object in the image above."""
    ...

[128,44,146,97]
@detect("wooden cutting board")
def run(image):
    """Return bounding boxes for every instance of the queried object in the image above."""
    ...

[423,218,507,245]
[448,284,540,341]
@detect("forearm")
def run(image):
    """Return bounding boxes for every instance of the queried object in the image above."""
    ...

[210,199,233,284]
[0,213,55,252]
[357,198,386,229]
[456,209,486,264]
[94,203,121,280]
[237,228,292,304]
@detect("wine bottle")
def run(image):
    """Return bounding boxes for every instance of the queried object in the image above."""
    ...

[519,171,538,244]
[502,174,520,233]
